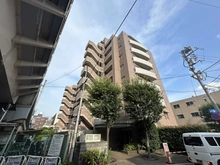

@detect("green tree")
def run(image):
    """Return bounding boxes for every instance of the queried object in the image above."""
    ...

[123,78,164,158]
[35,127,54,141]
[85,77,123,150]
[199,103,220,131]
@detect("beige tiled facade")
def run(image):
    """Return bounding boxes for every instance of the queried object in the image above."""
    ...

[59,31,178,130]
[170,91,220,125]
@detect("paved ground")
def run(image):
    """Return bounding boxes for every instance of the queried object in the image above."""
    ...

[109,150,193,165]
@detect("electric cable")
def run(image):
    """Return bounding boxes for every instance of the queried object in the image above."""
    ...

[202,60,220,72]
[189,0,220,9]
[46,65,82,85]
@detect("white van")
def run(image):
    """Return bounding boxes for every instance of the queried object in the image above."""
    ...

[183,132,220,165]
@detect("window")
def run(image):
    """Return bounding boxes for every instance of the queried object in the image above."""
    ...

[205,137,217,146]
[121,76,125,81]
[204,98,207,102]
[119,54,122,59]
[177,114,184,119]
[173,104,180,109]
[191,112,199,117]
[186,101,194,106]
[119,45,122,48]
[164,111,169,119]
[184,137,203,146]
[120,64,124,70]
[214,137,220,146]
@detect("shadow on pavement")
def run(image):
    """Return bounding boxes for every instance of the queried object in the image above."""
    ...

[109,151,191,165]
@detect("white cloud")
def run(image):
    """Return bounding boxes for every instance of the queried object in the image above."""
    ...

[217,34,220,39]
[136,0,186,46]
[36,0,189,116]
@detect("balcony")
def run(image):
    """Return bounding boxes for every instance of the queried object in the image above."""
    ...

[133,57,153,70]
[83,56,103,72]
[129,39,147,52]
[80,107,94,129]
[54,121,66,129]
[86,47,103,63]
[81,66,100,80]
[135,67,157,81]
[131,47,150,61]
[86,41,103,55]
[61,99,74,108]
[65,86,76,95]
[58,113,69,124]
[59,105,71,116]
[63,92,74,101]
[75,90,83,101]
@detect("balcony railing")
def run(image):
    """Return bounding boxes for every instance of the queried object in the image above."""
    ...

[135,67,157,81]
[129,39,147,52]
[131,47,150,60]
[133,56,153,70]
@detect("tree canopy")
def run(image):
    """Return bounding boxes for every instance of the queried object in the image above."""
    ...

[199,103,220,131]
[85,77,123,149]
[123,78,164,127]
[199,103,220,122]
[122,78,164,158]
[86,78,123,125]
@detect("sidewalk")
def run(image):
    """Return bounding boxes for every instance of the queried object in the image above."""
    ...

[109,150,193,165]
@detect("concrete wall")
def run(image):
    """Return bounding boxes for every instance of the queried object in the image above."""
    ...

[76,141,108,165]
[0,0,18,103]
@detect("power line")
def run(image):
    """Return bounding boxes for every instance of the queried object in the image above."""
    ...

[189,0,220,9]
[46,65,81,84]
[203,60,220,72]
[83,0,138,79]
[114,0,137,36]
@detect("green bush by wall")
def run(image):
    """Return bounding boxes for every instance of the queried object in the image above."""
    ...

[158,124,210,151]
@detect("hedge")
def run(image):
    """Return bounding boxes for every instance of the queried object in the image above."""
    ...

[158,124,210,151]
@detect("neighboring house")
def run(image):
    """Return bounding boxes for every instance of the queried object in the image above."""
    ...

[31,113,48,129]
[170,90,220,125]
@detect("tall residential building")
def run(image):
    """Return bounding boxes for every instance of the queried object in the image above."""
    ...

[170,90,220,125]
[57,85,77,130]
[58,31,177,131]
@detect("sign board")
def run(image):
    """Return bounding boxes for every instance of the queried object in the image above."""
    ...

[6,156,22,165]
[162,143,170,153]
[44,158,57,165]
[27,157,42,165]
[211,113,220,120]
[47,134,64,156]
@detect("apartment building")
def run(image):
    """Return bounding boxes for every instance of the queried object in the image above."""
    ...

[170,90,220,125]
[57,85,77,130]
[58,31,178,148]
[59,31,177,128]
[31,113,48,129]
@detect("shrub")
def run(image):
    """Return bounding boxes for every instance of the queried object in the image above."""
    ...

[149,124,160,152]
[80,149,110,165]
[123,143,137,151]
[61,161,75,165]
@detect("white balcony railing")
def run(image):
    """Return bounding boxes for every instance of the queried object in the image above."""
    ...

[135,67,157,80]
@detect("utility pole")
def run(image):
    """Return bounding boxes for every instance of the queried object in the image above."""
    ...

[180,46,220,112]
[69,66,88,161]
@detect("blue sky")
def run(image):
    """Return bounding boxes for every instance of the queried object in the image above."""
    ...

[36,0,220,117]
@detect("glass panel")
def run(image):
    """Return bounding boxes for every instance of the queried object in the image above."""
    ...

[214,137,220,146]
[205,137,217,146]
[184,137,203,146]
